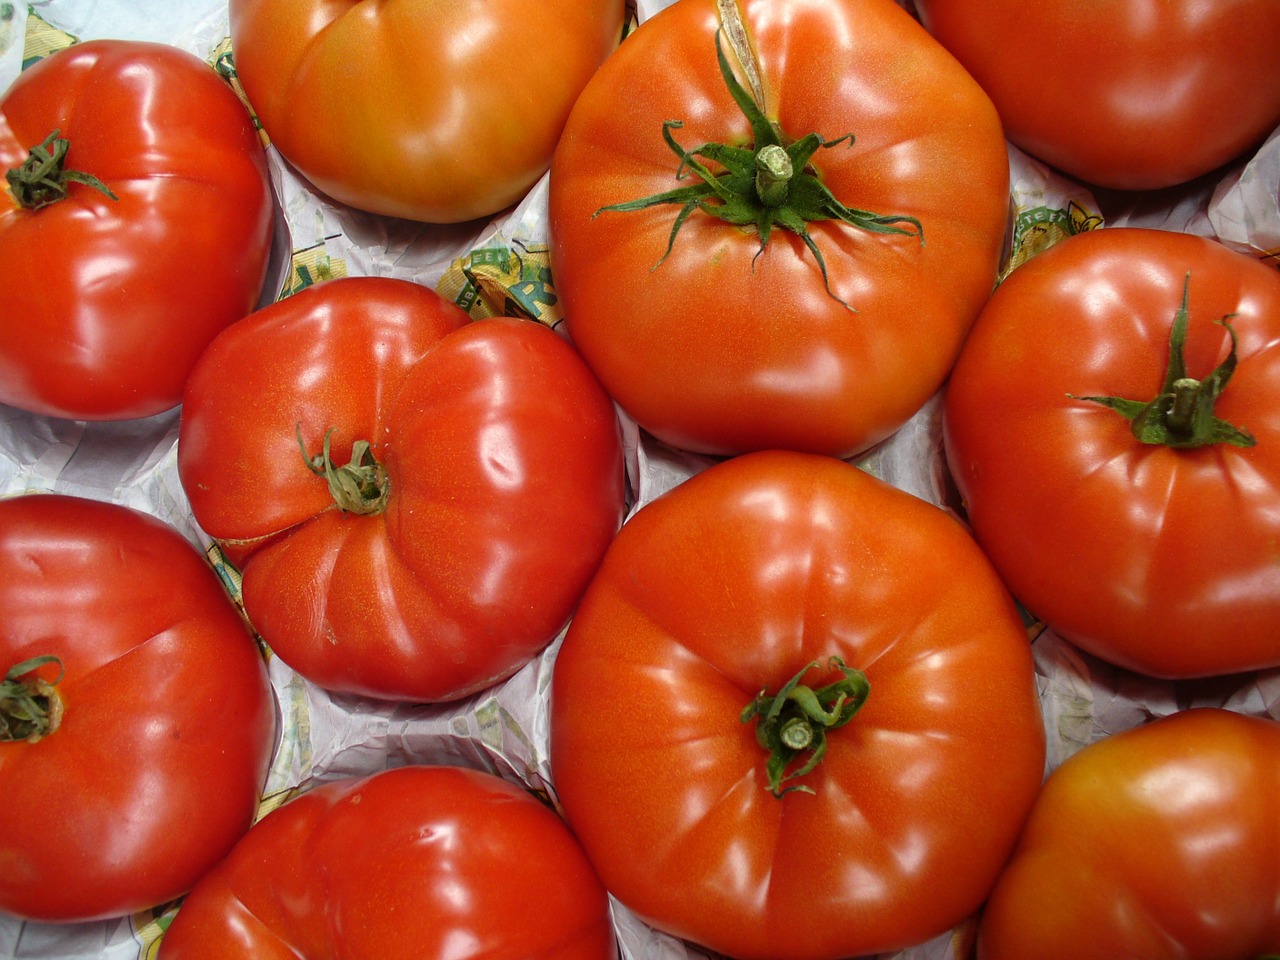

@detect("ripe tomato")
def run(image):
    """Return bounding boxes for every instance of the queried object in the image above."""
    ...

[157,765,618,960]
[914,0,1280,190]
[943,227,1280,679]
[549,0,1010,458]
[0,494,275,923]
[978,708,1280,960]
[0,40,274,421]
[550,451,1046,960]
[228,0,625,223]
[178,276,625,703]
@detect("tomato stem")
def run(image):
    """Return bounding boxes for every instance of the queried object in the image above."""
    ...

[5,129,119,211]
[297,425,390,515]
[754,144,792,207]
[740,657,869,798]
[591,8,923,312]
[0,655,64,742]
[1070,273,1256,449]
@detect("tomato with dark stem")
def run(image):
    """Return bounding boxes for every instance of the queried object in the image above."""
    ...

[0,494,275,923]
[549,0,1010,457]
[944,227,1280,679]
[178,276,626,703]
[551,450,1046,960]
[0,40,274,421]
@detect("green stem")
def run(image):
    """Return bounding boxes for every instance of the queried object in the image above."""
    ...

[754,144,792,207]
[740,657,869,798]
[6,129,118,210]
[1071,273,1256,449]
[297,425,389,515]
[0,655,64,742]
[592,8,923,312]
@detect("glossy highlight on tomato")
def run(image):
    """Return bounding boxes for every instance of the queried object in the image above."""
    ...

[228,0,625,223]
[0,494,276,923]
[0,40,274,421]
[551,451,1046,960]
[943,227,1280,679]
[178,276,626,703]
[158,765,618,960]
[549,0,1010,457]
[914,0,1280,189]
[979,708,1280,960]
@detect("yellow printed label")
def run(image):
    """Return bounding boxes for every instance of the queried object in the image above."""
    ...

[949,916,981,960]
[253,784,303,825]
[20,6,75,68]
[132,901,180,960]
[203,542,276,665]
[210,39,271,149]
[1001,200,1102,281]
[204,541,247,613]
[281,243,348,300]
[438,241,561,327]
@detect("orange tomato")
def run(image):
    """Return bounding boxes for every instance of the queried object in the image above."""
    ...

[229,0,625,222]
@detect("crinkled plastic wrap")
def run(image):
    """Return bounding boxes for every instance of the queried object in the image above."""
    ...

[1,1,1278,958]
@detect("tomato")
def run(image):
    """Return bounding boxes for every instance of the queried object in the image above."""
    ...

[978,708,1280,960]
[157,764,618,960]
[943,227,1280,679]
[550,450,1046,960]
[548,0,1009,458]
[914,0,1280,191]
[0,40,274,422]
[227,0,624,223]
[0,494,275,923]
[177,276,625,703]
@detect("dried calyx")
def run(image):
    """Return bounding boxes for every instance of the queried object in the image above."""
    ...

[6,129,118,210]
[298,425,390,516]
[0,655,64,742]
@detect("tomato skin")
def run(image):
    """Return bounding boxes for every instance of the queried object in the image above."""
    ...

[0,494,275,924]
[178,276,626,703]
[943,227,1280,679]
[0,40,274,421]
[549,0,1010,458]
[914,0,1280,190]
[157,765,618,960]
[551,451,1045,960]
[228,0,624,223]
[978,708,1280,960]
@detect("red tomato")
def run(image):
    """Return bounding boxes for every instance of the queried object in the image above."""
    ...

[178,276,625,703]
[549,0,1010,458]
[943,227,1280,679]
[228,0,624,223]
[0,494,275,923]
[550,451,1046,960]
[914,0,1280,190]
[0,40,274,421]
[157,765,618,960]
[979,708,1280,960]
